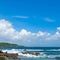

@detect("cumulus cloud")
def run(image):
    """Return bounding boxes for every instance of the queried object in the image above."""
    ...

[0,19,18,40]
[46,28,60,41]
[0,19,60,46]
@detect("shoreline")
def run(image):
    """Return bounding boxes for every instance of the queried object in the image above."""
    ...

[2,49,60,59]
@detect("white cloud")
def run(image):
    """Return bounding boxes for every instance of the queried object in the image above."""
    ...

[46,28,60,41]
[44,18,55,22]
[36,31,50,37]
[57,27,60,31]
[0,19,18,40]
[0,19,60,46]
[12,16,29,19]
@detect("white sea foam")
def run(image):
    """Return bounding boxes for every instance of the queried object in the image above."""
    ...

[2,49,40,57]
[18,53,40,57]
[2,49,60,58]
[2,49,19,53]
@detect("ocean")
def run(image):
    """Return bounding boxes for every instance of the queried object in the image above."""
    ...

[1,47,60,60]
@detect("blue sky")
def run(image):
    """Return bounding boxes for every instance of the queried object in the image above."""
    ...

[0,0,60,47]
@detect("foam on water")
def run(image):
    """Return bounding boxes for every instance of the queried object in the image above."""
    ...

[2,49,60,58]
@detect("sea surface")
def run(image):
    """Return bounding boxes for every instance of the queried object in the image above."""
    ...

[0,47,60,60]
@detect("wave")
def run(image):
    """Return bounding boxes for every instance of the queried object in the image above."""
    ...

[2,49,60,58]
[26,49,44,51]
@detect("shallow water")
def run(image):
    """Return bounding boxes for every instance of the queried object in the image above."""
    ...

[19,58,58,60]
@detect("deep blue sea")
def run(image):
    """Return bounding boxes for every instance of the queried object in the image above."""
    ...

[0,47,60,60]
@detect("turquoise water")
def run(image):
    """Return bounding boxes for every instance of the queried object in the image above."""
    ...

[18,51,60,60]
[1,47,60,60]
[20,58,58,60]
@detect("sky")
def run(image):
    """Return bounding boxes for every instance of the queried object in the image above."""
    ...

[0,0,60,47]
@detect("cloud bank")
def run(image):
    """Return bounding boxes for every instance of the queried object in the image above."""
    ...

[0,19,60,47]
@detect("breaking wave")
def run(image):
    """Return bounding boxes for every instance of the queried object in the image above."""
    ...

[2,49,60,58]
